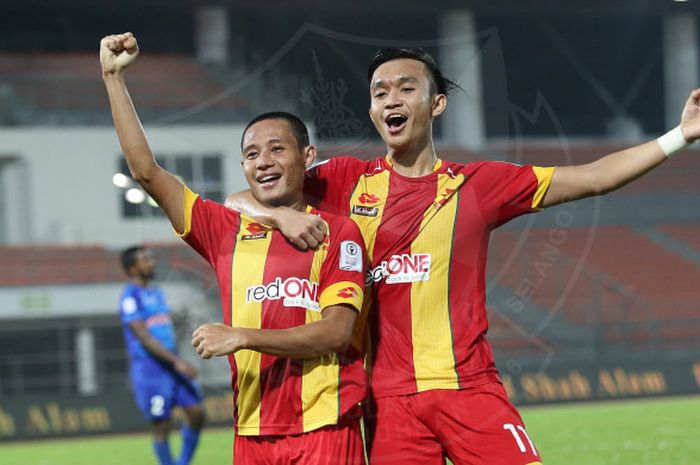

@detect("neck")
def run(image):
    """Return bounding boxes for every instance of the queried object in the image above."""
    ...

[264,196,307,213]
[386,131,438,177]
[131,276,149,288]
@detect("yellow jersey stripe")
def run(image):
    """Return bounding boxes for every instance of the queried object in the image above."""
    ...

[301,239,339,432]
[410,173,463,391]
[231,215,273,435]
[319,281,364,312]
[349,171,391,262]
[531,166,556,209]
[176,185,199,238]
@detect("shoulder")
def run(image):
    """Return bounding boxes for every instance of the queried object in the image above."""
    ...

[449,160,534,180]
[119,285,141,315]
[317,209,360,234]
[310,155,381,175]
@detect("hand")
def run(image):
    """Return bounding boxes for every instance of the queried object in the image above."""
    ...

[173,358,198,379]
[276,207,327,251]
[100,32,139,75]
[680,88,700,143]
[192,323,245,359]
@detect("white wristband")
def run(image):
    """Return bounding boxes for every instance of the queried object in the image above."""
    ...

[657,126,690,158]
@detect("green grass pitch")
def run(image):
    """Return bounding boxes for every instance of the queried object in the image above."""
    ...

[4,396,699,464]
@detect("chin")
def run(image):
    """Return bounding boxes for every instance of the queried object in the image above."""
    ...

[385,137,410,152]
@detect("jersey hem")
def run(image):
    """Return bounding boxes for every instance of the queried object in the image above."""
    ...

[370,372,501,399]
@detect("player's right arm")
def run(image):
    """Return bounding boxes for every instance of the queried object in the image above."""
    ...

[128,320,198,378]
[225,156,366,249]
[100,32,186,233]
[225,190,326,250]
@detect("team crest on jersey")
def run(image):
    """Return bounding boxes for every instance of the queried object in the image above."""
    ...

[246,277,320,312]
[367,253,432,284]
[242,222,269,240]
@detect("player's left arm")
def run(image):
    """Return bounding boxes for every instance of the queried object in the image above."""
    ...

[541,88,700,208]
[191,304,357,359]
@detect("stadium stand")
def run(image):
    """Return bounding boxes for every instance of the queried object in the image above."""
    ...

[0,53,248,124]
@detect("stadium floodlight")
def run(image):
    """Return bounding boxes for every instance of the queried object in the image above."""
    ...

[125,188,147,204]
[112,172,132,189]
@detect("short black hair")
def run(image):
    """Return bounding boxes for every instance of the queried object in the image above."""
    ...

[367,48,462,96]
[120,245,144,273]
[241,112,310,151]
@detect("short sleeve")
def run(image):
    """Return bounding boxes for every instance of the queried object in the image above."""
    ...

[469,162,555,227]
[119,288,143,324]
[179,185,241,266]
[317,218,367,313]
[304,156,369,215]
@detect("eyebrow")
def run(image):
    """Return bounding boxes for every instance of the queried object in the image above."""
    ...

[242,137,284,153]
[372,75,420,89]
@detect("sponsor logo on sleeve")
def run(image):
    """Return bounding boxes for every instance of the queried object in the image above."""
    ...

[246,277,320,312]
[121,297,138,315]
[340,240,363,272]
[367,253,432,284]
[336,286,359,299]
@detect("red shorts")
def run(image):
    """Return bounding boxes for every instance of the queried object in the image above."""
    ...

[365,382,542,465]
[233,412,366,465]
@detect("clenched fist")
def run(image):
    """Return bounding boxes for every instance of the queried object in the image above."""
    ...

[100,32,139,75]
[192,323,246,359]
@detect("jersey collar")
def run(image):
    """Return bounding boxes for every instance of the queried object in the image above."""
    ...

[385,155,443,173]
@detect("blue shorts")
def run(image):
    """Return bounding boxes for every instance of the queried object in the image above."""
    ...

[129,357,203,422]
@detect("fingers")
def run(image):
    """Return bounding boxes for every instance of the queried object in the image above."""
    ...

[300,231,320,249]
[100,32,138,53]
[288,236,310,251]
[309,223,326,246]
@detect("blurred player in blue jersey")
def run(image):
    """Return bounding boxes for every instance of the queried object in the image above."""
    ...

[119,245,205,465]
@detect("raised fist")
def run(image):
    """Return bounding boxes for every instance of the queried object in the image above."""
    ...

[680,88,700,144]
[100,32,139,75]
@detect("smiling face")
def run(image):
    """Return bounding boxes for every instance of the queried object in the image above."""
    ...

[369,58,446,153]
[241,118,315,209]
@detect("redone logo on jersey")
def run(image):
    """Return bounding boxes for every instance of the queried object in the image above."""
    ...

[246,277,320,311]
[368,254,432,284]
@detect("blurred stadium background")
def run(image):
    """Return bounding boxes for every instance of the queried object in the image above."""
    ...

[1,0,699,461]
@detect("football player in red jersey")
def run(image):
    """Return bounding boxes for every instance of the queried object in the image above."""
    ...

[226,46,700,465]
[101,32,369,465]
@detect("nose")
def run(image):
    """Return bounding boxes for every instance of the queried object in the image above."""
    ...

[384,88,403,109]
[255,150,274,169]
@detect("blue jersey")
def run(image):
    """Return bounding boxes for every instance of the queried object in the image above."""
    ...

[119,283,177,360]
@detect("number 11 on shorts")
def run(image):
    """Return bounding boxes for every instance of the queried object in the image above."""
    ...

[503,423,538,456]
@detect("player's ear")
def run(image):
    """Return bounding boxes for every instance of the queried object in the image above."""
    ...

[303,145,317,168]
[432,94,447,117]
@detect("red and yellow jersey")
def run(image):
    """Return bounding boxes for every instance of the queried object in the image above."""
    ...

[179,186,368,436]
[305,156,555,398]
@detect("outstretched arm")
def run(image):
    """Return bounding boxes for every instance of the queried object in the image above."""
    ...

[101,32,186,232]
[191,305,357,359]
[541,89,700,208]
[226,190,327,250]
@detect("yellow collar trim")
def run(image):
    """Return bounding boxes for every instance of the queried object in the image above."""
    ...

[385,155,442,172]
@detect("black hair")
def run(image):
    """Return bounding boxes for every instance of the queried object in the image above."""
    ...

[120,245,144,273]
[367,48,462,96]
[241,112,310,151]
